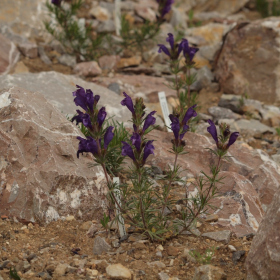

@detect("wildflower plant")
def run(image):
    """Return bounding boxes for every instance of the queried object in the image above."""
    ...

[45,0,107,60]
[72,84,239,241]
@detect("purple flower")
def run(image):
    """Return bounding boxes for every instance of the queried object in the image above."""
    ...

[207,120,218,144]
[179,39,199,62]
[169,115,180,140]
[131,133,141,152]
[104,126,114,149]
[121,142,135,161]
[51,0,62,6]
[182,105,197,125]
[143,141,155,163]
[166,33,174,50]
[121,92,135,115]
[143,111,156,132]
[73,85,97,112]
[180,124,189,140]
[71,110,92,128]
[157,0,174,19]
[97,107,106,128]
[158,44,171,56]
[227,132,239,149]
[77,137,98,158]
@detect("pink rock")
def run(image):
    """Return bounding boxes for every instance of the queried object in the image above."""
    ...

[215,18,280,103]
[18,41,38,58]
[246,185,280,279]
[0,33,20,74]
[98,55,120,71]
[0,87,106,223]
[74,61,102,77]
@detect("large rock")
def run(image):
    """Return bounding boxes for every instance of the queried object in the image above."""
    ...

[0,34,20,75]
[145,130,280,237]
[185,0,249,16]
[246,185,280,279]
[0,0,48,40]
[215,18,280,104]
[0,72,131,122]
[0,87,107,223]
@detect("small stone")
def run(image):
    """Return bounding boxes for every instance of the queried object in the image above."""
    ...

[53,263,68,276]
[98,55,120,70]
[232,250,245,265]
[202,230,231,244]
[228,245,236,252]
[90,6,111,21]
[87,269,99,276]
[74,61,102,77]
[97,20,116,33]
[106,263,131,279]
[93,236,111,255]
[38,46,52,65]
[158,271,169,280]
[117,56,142,68]
[65,215,75,221]
[80,221,93,231]
[148,261,166,268]
[205,214,219,223]
[166,246,179,256]
[156,251,163,258]
[37,271,52,279]
[156,245,164,251]
[193,265,227,280]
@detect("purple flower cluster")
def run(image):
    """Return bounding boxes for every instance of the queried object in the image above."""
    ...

[120,92,156,166]
[207,120,239,150]
[157,0,174,19]
[158,33,199,63]
[72,85,114,158]
[169,105,197,147]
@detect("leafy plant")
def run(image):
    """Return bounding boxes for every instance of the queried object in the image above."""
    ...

[9,267,21,280]
[189,246,216,265]
[188,10,202,27]
[100,212,110,231]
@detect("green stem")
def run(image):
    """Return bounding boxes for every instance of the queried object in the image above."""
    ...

[138,171,147,230]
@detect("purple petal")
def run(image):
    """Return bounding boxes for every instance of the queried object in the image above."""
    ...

[166,33,174,50]
[169,115,180,140]
[86,137,99,156]
[85,89,95,112]
[143,140,155,163]
[207,120,218,143]
[71,110,92,129]
[121,141,135,161]
[97,107,107,127]
[104,126,114,149]
[131,133,141,152]
[73,85,88,112]
[143,111,156,132]
[158,44,171,56]
[77,136,88,158]
[182,104,197,125]
[121,92,135,115]
[227,132,239,149]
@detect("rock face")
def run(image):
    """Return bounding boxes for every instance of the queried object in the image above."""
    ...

[0,87,107,223]
[215,18,280,104]
[187,0,249,16]
[0,34,20,74]
[0,72,132,123]
[245,186,280,280]
[145,130,280,237]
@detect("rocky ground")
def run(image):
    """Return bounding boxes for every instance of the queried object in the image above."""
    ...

[1,0,280,279]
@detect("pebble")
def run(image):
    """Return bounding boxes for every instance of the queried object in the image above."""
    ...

[106,263,131,279]
[202,230,231,244]
[93,236,111,255]
[228,245,237,252]
[53,263,68,276]
[232,250,246,265]
[158,271,170,280]
[65,215,75,221]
